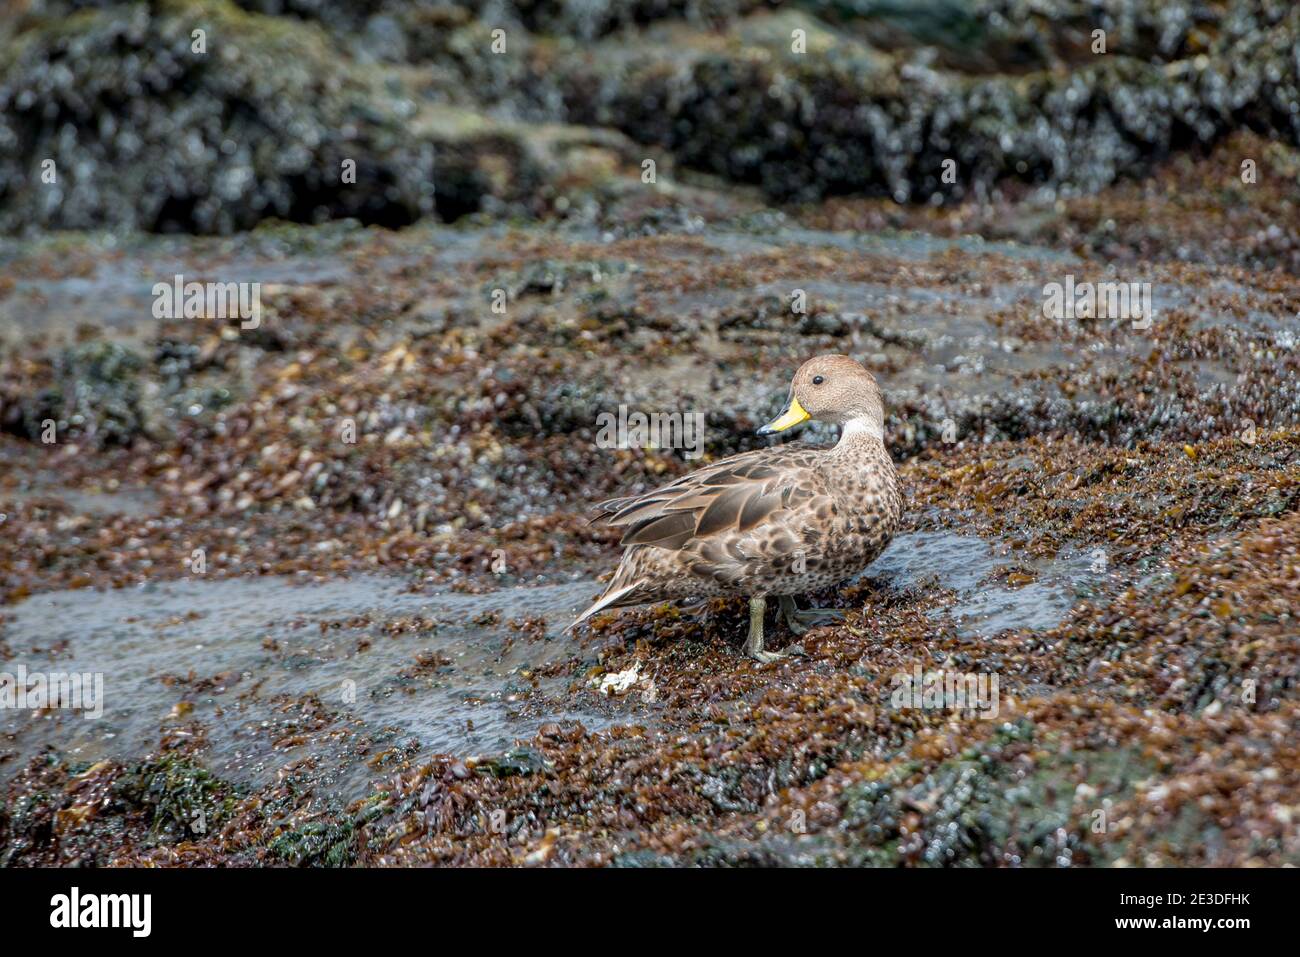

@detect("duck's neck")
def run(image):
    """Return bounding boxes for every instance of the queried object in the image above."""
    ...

[834,416,885,451]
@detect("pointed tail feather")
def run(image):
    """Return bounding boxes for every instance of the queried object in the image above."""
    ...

[585,496,634,526]
[566,582,641,634]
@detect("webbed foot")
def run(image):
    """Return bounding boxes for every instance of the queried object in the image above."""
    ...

[778,596,844,635]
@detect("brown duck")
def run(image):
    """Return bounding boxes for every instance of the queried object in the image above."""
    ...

[572,354,903,661]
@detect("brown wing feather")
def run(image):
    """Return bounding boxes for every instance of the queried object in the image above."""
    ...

[738,489,782,532]
[623,511,697,548]
[693,484,754,537]
[591,446,823,551]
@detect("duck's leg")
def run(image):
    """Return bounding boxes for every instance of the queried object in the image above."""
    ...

[779,595,844,635]
[743,596,807,662]
[742,596,782,663]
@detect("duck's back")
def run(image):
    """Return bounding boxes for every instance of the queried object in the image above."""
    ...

[588,437,898,606]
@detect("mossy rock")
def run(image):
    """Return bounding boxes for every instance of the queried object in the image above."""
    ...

[0,0,544,233]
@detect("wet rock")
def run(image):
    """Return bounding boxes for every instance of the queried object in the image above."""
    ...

[0,0,544,233]
[0,341,148,447]
[469,745,552,778]
[807,0,1268,74]
[114,753,241,841]
[268,818,358,866]
[554,5,1300,203]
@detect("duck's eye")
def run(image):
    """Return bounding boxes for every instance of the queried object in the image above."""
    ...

[812,375,825,385]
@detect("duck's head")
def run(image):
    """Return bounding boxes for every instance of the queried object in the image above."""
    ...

[757,354,885,441]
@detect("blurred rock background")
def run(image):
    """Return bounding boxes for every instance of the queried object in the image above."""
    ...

[2,0,1298,233]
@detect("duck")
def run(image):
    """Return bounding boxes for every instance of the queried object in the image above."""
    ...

[572,354,903,661]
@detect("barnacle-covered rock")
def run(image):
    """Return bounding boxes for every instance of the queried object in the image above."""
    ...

[553,4,1300,202]
[0,0,548,233]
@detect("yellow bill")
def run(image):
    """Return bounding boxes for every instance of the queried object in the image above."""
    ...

[757,395,810,435]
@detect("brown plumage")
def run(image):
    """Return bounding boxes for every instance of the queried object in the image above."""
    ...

[573,355,903,661]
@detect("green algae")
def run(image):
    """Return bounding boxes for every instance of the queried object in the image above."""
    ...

[115,753,243,841]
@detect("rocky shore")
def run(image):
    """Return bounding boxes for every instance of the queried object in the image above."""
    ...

[0,1,1297,866]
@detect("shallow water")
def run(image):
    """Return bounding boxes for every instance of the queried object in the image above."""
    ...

[0,225,493,343]
[693,227,1078,264]
[870,530,1099,636]
[0,574,605,799]
[1,474,160,517]
[0,527,1095,799]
